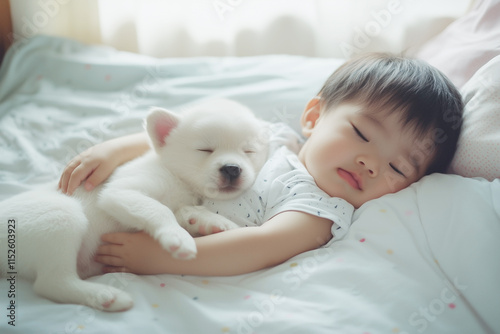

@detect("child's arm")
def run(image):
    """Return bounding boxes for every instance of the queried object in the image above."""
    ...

[59,132,150,195]
[95,211,333,276]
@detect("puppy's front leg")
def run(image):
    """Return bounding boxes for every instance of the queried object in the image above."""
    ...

[99,190,196,259]
[177,206,240,237]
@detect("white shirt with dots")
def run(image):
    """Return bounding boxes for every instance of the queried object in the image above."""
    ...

[204,123,354,244]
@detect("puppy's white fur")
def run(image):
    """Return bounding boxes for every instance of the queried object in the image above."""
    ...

[0,99,268,312]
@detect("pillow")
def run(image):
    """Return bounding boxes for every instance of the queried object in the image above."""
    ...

[448,55,500,180]
[414,174,500,332]
[353,173,500,333]
[415,0,500,89]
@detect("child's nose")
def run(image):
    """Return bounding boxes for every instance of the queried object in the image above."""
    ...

[356,156,378,177]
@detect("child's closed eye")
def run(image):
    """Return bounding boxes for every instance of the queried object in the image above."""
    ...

[352,125,369,142]
[389,163,406,177]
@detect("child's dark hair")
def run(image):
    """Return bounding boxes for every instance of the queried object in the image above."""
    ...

[317,53,463,175]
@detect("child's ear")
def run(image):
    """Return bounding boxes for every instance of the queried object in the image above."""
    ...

[300,97,322,137]
[145,107,180,153]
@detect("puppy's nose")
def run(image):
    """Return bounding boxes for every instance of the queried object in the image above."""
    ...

[220,164,241,182]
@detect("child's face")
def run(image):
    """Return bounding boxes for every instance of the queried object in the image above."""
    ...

[298,100,434,208]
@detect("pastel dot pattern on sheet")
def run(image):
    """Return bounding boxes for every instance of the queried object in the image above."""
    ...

[1,36,493,334]
[117,207,459,334]
[59,206,467,334]
[355,205,459,334]
[79,205,466,333]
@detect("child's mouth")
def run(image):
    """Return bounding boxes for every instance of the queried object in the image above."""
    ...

[337,169,361,190]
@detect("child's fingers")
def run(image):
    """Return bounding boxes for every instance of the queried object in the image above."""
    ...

[100,232,128,244]
[66,167,91,195]
[70,159,116,194]
[84,164,114,192]
[96,243,121,256]
[58,159,81,194]
[95,245,130,273]
[95,238,131,273]
[102,266,130,274]
[58,171,69,193]
[95,252,123,267]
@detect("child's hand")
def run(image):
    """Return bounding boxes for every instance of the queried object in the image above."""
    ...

[58,144,119,195]
[59,132,150,195]
[95,232,170,275]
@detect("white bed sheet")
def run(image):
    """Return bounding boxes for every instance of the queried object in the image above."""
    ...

[0,36,499,334]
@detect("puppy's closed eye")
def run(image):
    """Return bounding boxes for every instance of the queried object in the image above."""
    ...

[243,145,257,154]
[197,148,214,153]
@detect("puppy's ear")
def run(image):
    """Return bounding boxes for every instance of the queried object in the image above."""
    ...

[145,107,180,152]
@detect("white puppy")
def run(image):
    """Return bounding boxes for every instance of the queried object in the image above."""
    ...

[0,99,268,312]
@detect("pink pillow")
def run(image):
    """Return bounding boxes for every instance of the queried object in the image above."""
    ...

[448,55,500,181]
[416,0,500,89]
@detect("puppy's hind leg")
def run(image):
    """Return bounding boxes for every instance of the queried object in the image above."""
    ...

[34,271,133,312]
[31,206,133,312]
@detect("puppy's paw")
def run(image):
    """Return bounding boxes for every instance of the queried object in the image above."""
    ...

[177,205,239,236]
[94,288,134,312]
[35,278,134,312]
[155,226,197,260]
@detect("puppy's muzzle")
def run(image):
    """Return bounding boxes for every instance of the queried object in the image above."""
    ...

[220,164,241,184]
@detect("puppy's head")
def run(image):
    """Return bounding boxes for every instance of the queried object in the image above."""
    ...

[146,99,269,200]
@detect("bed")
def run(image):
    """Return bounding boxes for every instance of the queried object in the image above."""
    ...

[1,2,500,334]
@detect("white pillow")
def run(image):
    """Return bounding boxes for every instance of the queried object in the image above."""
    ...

[415,174,500,332]
[448,55,500,181]
[353,173,500,333]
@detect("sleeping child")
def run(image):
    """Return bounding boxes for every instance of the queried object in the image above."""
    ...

[58,53,463,277]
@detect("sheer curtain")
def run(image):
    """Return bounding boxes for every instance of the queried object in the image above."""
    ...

[9,0,471,58]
